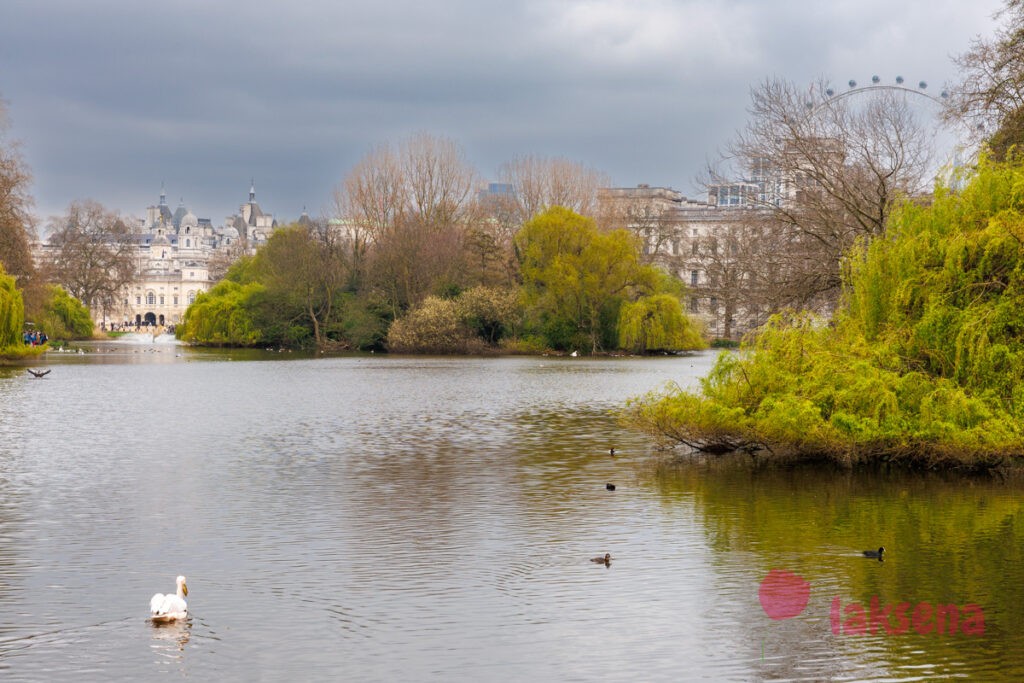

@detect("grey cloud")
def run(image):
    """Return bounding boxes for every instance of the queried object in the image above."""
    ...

[0,0,1006,221]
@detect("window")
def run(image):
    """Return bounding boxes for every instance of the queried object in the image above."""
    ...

[185,239,191,248]
[690,270,699,286]
[159,295,165,305]
[147,292,155,306]
[710,297,718,312]
[689,297,699,313]
[136,295,141,305]
[187,291,196,305]
[173,295,179,305]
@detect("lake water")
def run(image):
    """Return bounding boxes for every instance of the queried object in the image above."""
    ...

[1,343,1023,681]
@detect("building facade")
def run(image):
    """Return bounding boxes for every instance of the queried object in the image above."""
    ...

[599,183,773,339]
[59,184,277,328]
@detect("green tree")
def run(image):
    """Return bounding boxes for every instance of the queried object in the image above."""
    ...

[516,206,661,353]
[177,280,264,346]
[248,224,348,349]
[37,285,93,339]
[618,294,705,353]
[0,263,23,351]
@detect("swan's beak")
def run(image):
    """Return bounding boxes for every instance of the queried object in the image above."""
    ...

[182,583,189,597]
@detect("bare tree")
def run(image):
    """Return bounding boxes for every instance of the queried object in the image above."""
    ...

[45,200,138,320]
[206,239,247,282]
[498,155,611,224]
[334,133,480,313]
[401,133,477,230]
[945,0,1024,157]
[337,142,407,244]
[0,99,37,291]
[712,77,935,310]
[693,218,787,339]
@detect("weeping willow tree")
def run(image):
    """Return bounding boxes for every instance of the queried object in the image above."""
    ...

[0,263,43,360]
[0,263,22,350]
[627,158,1024,469]
[618,294,705,353]
[176,280,264,347]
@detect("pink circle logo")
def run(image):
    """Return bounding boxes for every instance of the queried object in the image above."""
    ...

[759,569,811,620]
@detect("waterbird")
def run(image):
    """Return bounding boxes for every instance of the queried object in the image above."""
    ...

[591,553,611,564]
[862,547,885,559]
[26,368,50,378]
[150,575,189,623]
[606,483,616,491]
[609,447,616,457]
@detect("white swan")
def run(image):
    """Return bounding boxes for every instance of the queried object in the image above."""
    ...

[150,575,189,622]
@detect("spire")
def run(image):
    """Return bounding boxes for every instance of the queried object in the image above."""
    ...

[249,178,256,202]
[160,182,167,206]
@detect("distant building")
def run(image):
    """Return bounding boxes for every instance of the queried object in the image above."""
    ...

[225,182,277,247]
[38,184,279,328]
[599,184,771,339]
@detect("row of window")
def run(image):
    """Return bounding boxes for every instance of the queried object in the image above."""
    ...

[131,292,197,307]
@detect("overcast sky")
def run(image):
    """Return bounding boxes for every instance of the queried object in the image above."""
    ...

[0,0,1006,225]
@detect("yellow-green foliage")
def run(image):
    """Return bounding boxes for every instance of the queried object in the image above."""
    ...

[386,286,520,353]
[515,206,701,353]
[387,296,471,354]
[618,294,706,353]
[37,285,94,340]
[0,263,24,350]
[177,280,264,346]
[629,159,1024,468]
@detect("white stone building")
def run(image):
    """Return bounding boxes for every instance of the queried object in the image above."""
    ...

[108,185,275,328]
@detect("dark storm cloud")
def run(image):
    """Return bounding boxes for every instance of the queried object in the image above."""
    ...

[0,0,1005,224]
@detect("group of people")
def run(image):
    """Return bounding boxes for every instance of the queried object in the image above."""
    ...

[23,329,48,346]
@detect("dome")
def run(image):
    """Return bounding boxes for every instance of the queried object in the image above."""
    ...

[180,211,198,230]
[222,226,239,240]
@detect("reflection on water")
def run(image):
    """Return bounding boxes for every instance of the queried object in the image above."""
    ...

[149,619,191,670]
[0,349,1022,680]
[646,455,1024,680]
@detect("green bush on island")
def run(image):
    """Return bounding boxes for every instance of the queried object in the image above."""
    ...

[627,158,1024,469]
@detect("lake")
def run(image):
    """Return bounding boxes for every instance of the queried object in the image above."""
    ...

[0,341,1022,681]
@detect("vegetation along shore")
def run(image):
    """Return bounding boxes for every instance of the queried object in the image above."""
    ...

[626,159,1024,471]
